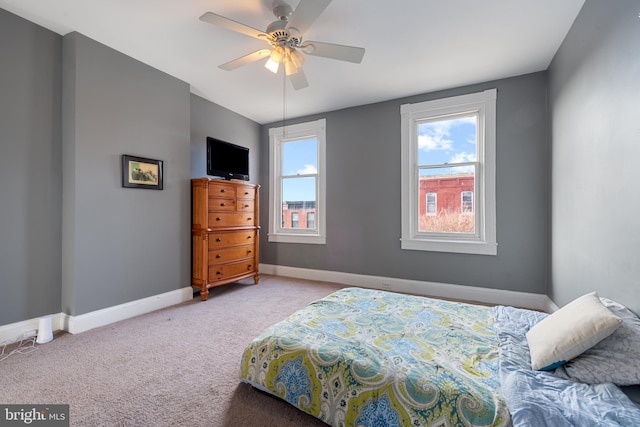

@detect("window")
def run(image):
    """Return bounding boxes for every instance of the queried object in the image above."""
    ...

[269,119,326,244]
[400,89,497,255]
[426,193,437,215]
[461,191,473,213]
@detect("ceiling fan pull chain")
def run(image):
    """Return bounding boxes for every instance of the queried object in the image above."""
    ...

[282,67,287,137]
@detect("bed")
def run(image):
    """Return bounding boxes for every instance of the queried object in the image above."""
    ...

[240,287,640,426]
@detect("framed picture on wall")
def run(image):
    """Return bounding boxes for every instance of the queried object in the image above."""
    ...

[121,154,163,190]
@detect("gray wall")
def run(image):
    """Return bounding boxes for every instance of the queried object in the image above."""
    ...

[61,33,191,316]
[190,94,261,183]
[0,9,62,325]
[260,72,549,294]
[549,0,640,314]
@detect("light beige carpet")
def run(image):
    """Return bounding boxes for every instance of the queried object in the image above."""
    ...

[0,275,346,426]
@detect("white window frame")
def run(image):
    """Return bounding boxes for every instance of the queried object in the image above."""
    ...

[400,89,497,255]
[268,118,326,244]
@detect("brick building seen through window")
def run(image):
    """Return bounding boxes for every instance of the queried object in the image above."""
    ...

[419,173,475,234]
[420,173,474,216]
[281,200,317,229]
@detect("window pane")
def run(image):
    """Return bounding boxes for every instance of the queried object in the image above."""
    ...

[282,138,317,176]
[417,115,477,166]
[426,192,437,215]
[282,176,316,230]
[461,191,473,213]
[418,166,475,234]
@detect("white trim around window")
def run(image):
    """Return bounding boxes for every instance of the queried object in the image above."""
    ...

[400,89,497,255]
[268,119,326,244]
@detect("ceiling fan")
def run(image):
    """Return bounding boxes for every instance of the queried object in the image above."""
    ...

[199,0,365,90]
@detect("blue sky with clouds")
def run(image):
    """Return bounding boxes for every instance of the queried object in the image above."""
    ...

[418,115,477,176]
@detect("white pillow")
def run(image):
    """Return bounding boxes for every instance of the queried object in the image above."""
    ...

[526,292,622,371]
[554,297,640,385]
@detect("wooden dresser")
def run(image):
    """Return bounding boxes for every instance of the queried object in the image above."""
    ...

[191,178,259,301]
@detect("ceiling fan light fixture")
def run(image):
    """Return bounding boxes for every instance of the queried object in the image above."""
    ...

[265,57,280,73]
[284,55,298,76]
[271,45,286,62]
[265,45,286,73]
[290,48,305,68]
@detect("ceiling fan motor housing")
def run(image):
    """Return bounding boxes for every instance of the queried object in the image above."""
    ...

[265,19,301,48]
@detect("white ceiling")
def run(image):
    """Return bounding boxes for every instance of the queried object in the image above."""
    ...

[0,0,584,125]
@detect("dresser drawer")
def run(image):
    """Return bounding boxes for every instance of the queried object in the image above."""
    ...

[208,212,255,227]
[208,245,255,264]
[209,259,256,282]
[208,196,236,212]
[208,230,256,248]
[208,182,236,197]
[236,199,254,212]
[236,186,255,200]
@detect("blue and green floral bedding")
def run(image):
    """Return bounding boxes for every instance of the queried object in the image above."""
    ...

[240,287,640,426]
[240,287,510,426]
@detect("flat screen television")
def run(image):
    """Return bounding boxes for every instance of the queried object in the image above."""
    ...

[206,137,249,181]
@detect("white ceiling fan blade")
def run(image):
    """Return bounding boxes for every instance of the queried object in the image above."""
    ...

[199,12,267,40]
[286,0,332,37]
[289,68,309,90]
[300,41,365,63]
[219,49,271,71]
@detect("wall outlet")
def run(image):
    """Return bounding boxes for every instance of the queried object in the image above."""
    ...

[22,329,37,338]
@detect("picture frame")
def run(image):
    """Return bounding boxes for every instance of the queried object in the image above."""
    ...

[121,154,163,190]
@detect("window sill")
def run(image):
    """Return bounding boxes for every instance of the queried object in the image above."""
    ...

[268,233,326,245]
[400,238,497,255]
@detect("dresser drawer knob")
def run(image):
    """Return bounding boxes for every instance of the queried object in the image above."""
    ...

[247,236,252,239]
[247,250,252,254]
[247,217,252,221]
[247,264,252,269]
[216,271,222,275]
[216,254,221,259]
[220,189,226,193]
[216,217,222,221]
[244,204,249,208]
[216,238,222,242]
[244,191,249,195]
[220,203,226,207]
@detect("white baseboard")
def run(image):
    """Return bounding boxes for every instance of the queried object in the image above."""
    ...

[260,263,556,312]
[0,287,194,344]
[63,287,194,334]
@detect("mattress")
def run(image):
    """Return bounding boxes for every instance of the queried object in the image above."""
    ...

[240,287,510,426]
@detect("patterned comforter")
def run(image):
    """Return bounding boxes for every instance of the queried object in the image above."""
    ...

[240,287,510,427]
